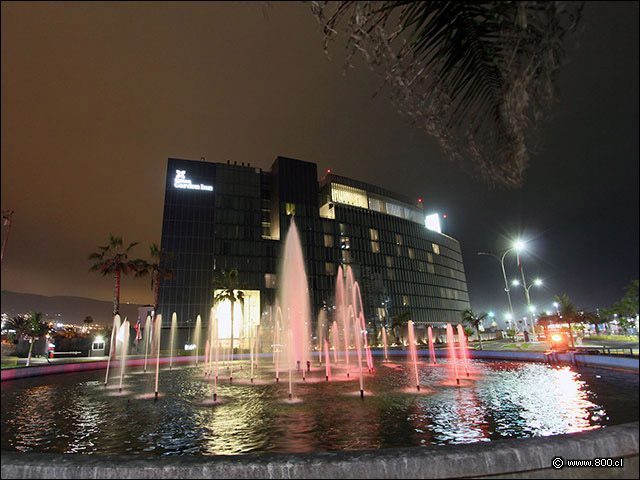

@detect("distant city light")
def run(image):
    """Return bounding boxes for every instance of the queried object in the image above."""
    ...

[425,213,441,233]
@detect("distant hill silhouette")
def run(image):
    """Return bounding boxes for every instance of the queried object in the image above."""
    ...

[1,291,145,327]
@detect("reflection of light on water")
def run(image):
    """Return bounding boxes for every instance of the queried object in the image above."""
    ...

[481,364,600,437]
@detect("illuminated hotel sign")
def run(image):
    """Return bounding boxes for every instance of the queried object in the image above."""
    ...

[174,170,213,191]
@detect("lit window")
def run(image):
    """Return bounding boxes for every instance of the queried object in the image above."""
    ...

[339,223,348,235]
[324,234,334,248]
[371,241,380,253]
[331,183,368,208]
[427,253,434,263]
[342,250,352,263]
[368,197,384,212]
[386,256,393,268]
[369,228,379,241]
[386,269,394,280]
[286,203,296,216]
[377,307,386,319]
[340,236,350,249]
[408,248,415,259]
[427,264,435,274]
[417,262,426,272]
[395,234,403,245]
[386,202,404,218]
[325,262,336,275]
[319,202,335,219]
[432,243,440,255]
[403,295,409,306]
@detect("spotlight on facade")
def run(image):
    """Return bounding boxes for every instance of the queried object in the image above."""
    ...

[424,213,441,233]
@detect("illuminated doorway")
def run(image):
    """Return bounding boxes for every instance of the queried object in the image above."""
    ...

[214,289,260,350]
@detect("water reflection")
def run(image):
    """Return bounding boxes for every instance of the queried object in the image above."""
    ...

[1,360,637,455]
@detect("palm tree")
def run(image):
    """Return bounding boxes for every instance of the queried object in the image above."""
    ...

[553,293,581,347]
[6,315,28,344]
[311,2,582,188]
[462,308,488,350]
[83,315,94,327]
[390,310,411,345]
[143,243,175,320]
[24,313,52,367]
[213,269,247,357]
[88,234,146,316]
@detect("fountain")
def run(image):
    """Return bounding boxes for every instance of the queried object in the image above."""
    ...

[118,318,130,392]
[104,314,121,386]
[169,312,177,369]
[3,220,637,479]
[143,315,152,372]
[154,314,162,399]
[427,326,437,365]
[278,219,311,379]
[193,314,202,367]
[324,340,331,380]
[407,320,420,391]
[457,324,471,378]
[446,323,460,385]
[382,326,389,362]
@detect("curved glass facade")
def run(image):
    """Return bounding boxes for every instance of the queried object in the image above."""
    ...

[158,156,470,333]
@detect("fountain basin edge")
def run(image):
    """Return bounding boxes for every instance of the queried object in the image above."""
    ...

[1,421,637,479]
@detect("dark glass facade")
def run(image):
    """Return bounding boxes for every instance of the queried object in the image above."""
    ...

[158,156,470,332]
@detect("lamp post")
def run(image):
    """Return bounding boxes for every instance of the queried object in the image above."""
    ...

[477,247,518,322]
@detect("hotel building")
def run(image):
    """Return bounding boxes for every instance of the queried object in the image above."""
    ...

[158,156,470,343]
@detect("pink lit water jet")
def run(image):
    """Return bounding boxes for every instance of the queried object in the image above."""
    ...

[331,321,339,365]
[457,324,470,378]
[382,327,389,361]
[446,324,460,385]
[428,326,437,365]
[324,340,331,380]
[279,219,311,375]
[407,320,420,391]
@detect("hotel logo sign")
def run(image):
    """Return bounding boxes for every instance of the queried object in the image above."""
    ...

[173,170,213,191]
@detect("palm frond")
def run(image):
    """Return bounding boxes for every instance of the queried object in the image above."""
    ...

[311,1,583,188]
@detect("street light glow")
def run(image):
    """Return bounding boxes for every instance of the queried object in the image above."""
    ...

[514,240,526,251]
[528,305,536,312]
[534,279,542,286]
[512,279,520,286]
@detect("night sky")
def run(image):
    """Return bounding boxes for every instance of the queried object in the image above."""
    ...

[1,2,638,326]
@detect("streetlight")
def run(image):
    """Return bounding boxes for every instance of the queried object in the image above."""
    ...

[512,243,539,341]
[477,243,522,321]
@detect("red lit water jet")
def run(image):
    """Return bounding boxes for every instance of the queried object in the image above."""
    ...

[428,326,437,365]
[446,324,460,385]
[457,324,470,378]
[408,320,420,391]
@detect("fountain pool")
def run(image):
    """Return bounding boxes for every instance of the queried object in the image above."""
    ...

[1,357,638,455]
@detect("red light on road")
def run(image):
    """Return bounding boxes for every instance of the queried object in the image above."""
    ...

[443,214,447,218]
